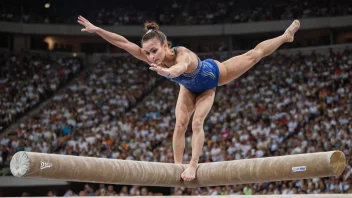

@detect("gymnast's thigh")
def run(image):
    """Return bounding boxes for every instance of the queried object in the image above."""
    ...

[175,85,196,128]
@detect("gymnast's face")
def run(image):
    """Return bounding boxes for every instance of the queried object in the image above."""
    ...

[142,38,167,65]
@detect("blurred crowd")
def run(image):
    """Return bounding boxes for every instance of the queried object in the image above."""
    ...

[179,0,352,25]
[21,184,165,197]
[1,0,352,25]
[0,45,350,196]
[0,56,158,166]
[0,51,83,133]
[0,0,185,25]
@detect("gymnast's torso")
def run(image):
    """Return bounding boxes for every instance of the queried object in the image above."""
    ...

[166,46,220,94]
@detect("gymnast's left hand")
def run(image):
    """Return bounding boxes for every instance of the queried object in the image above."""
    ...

[149,64,170,77]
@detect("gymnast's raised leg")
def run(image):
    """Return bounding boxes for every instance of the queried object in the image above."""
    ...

[217,20,300,86]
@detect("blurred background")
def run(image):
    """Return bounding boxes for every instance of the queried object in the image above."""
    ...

[0,0,351,196]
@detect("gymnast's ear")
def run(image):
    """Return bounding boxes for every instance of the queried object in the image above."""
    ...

[163,41,168,49]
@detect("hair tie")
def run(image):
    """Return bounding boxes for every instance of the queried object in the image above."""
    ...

[146,29,153,34]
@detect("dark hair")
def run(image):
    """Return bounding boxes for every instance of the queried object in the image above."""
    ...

[141,21,171,47]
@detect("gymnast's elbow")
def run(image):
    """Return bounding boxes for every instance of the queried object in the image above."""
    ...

[168,64,187,78]
[178,63,189,75]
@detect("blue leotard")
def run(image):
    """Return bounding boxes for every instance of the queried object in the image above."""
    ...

[166,46,220,95]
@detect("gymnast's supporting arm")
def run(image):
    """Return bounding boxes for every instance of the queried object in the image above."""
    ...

[167,51,192,78]
[149,51,191,78]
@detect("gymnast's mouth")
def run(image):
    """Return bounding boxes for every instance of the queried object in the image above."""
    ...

[154,60,163,65]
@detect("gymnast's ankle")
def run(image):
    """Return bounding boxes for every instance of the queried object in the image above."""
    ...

[189,158,199,167]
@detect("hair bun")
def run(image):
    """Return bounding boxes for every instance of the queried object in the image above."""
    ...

[144,21,160,31]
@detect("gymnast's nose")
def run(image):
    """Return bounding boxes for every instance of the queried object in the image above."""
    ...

[149,54,155,60]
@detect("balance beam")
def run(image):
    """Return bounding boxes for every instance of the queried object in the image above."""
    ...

[8,196,352,198]
[10,151,346,188]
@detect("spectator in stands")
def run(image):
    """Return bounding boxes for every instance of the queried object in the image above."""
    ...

[1,0,352,25]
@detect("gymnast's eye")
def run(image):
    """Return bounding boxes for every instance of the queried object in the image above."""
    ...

[152,49,157,54]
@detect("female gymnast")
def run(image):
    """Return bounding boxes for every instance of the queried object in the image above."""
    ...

[78,15,300,181]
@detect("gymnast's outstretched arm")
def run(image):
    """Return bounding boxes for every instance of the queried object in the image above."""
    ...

[77,15,149,63]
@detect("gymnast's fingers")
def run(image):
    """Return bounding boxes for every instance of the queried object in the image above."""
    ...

[78,15,89,23]
[77,20,86,26]
[149,67,158,71]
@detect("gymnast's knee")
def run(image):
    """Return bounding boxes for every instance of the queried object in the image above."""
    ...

[246,49,264,64]
[191,118,204,133]
[174,121,188,135]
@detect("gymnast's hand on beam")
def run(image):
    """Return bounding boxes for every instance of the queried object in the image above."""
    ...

[77,15,99,33]
[149,63,170,77]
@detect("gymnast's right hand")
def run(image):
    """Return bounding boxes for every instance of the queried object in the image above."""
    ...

[77,15,99,33]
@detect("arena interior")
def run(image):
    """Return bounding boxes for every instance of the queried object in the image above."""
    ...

[0,0,352,197]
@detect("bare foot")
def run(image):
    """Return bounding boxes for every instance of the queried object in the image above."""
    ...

[284,20,300,42]
[181,164,197,181]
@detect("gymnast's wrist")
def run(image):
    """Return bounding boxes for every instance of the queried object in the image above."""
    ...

[166,69,171,78]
